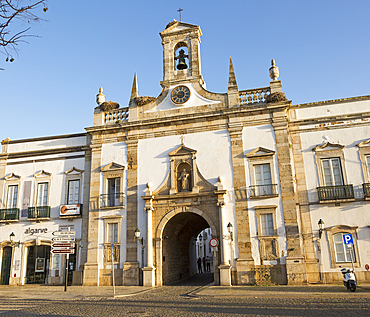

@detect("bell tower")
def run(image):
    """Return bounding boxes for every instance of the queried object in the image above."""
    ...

[160,20,204,88]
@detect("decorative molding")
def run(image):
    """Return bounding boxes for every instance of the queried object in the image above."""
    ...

[5,172,21,180]
[101,162,125,172]
[313,142,345,152]
[34,170,52,177]
[64,166,84,175]
[357,138,370,148]
[246,147,275,158]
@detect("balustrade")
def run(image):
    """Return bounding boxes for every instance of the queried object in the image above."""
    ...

[239,87,270,105]
[104,108,129,124]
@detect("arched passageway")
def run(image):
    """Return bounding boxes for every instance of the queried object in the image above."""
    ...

[161,212,214,285]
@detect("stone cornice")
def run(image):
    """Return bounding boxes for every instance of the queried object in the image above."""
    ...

[290,95,370,110]
[86,102,290,139]
[0,146,89,160]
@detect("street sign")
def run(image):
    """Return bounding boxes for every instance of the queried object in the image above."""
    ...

[52,243,75,248]
[51,249,75,254]
[343,234,354,245]
[209,238,219,248]
[52,231,75,236]
[52,237,75,242]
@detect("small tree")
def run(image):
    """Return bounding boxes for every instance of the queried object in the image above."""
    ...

[0,0,48,62]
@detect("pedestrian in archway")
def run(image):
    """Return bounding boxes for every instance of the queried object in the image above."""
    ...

[197,257,203,273]
[202,256,206,272]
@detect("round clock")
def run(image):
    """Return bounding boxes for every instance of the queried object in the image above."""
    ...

[171,85,191,104]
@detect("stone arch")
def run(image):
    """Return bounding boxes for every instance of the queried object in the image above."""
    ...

[154,206,219,286]
[155,206,218,240]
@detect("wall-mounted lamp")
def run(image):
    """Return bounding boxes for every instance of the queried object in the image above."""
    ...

[135,228,145,267]
[9,232,20,248]
[318,219,325,239]
[134,228,144,246]
[227,222,233,241]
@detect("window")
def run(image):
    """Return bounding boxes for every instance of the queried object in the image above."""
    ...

[36,182,48,207]
[67,180,80,204]
[325,225,359,268]
[103,215,122,264]
[107,223,118,243]
[366,155,370,178]
[254,164,273,195]
[6,185,18,209]
[321,158,343,186]
[333,233,356,263]
[101,162,125,208]
[261,213,274,236]
[246,147,278,198]
[107,178,120,207]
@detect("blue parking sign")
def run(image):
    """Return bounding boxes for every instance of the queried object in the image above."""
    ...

[343,234,354,245]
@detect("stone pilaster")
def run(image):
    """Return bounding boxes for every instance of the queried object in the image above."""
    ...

[124,139,139,285]
[272,111,307,284]
[290,130,320,283]
[80,146,91,270]
[228,123,254,284]
[83,143,102,286]
[0,138,9,208]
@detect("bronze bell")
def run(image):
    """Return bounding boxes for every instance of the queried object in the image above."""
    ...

[177,59,188,70]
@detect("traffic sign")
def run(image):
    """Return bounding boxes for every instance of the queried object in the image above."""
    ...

[209,238,219,248]
[52,237,75,242]
[51,249,75,254]
[343,234,354,245]
[52,243,75,248]
[52,231,75,236]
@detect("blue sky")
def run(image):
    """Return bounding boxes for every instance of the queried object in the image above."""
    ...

[2,0,370,140]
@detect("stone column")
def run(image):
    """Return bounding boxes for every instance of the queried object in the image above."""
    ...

[218,201,231,286]
[143,205,155,286]
[83,143,102,286]
[272,113,307,284]
[123,139,139,285]
[228,123,254,284]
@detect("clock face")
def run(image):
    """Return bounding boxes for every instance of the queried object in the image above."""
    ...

[171,85,191,104]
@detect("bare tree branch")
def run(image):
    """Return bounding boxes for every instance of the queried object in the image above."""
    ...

[0,0,48,62]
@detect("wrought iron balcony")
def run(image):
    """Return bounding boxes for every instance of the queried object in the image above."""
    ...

[28,206,50,219]
[0,208,19,221]
[363,183,370,198]
[100,193,125,208]
[317,185,354,202]
[249,184,278,198]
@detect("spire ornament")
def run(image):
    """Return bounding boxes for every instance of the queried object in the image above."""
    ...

[269,59,280,81]
[96,87,105,105]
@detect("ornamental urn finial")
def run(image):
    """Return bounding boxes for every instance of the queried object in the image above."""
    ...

[269,59,279,81]
[96,87,105,105]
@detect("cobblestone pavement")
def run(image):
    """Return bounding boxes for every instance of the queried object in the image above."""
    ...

[0,274,369,316]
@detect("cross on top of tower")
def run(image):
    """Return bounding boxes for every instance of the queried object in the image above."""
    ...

[177,8,183,21]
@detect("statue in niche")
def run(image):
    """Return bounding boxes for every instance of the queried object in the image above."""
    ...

[178,168,190,191]
[175,49,188,70]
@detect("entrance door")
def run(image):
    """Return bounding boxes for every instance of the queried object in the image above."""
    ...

[26,245,51,284]
[1,247,12,285]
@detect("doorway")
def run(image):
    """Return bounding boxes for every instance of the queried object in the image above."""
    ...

[0,247,12,285]
[26,245,51,284]
[160,212,216,285]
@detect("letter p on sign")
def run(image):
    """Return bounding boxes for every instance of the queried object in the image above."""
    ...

[343,234,354,245]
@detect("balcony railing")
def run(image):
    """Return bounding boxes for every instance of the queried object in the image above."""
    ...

[249,184,278,198]
[317,185,354,202]
[100,193,125,208]
[28,206,50,219]
[363,183,370,198]
[0,208,19,221]
[104,244,120,263]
